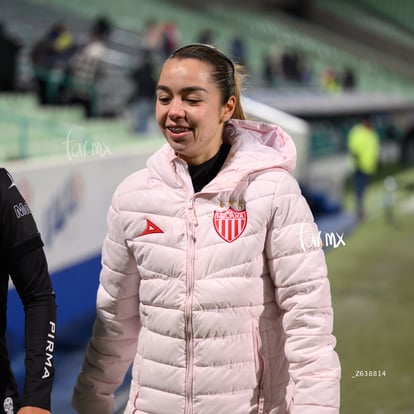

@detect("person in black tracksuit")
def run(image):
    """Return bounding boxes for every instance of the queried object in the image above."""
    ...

[0,168,56,414]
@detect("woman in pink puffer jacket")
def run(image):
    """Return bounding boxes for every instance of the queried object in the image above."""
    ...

[72,43,340,414]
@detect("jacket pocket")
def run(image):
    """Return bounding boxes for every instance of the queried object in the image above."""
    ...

[252,319,265,414]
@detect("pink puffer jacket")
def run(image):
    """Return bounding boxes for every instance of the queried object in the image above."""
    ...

[72,119,341,414]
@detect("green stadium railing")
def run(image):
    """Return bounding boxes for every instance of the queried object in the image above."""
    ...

[0,108,94,161]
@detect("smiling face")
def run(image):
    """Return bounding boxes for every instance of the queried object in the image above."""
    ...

[156,58,236,165]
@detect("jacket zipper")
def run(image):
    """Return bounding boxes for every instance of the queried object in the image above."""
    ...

[184,197,197,414]
[252,319,265,414]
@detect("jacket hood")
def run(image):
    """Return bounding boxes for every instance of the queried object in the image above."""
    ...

[225,119,296,173]
[146,119,297,190]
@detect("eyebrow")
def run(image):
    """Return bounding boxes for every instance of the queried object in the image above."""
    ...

[156,85,208,94]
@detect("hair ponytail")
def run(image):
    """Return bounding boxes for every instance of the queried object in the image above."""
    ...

[231,63,246,120]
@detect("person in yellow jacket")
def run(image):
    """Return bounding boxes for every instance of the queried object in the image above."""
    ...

[348,118,380,220]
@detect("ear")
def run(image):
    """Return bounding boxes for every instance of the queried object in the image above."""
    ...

[220,96,236,123]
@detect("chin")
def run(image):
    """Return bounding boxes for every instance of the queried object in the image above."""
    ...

[167,141,187,154]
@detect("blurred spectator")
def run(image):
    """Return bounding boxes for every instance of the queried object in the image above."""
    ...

[400,121,414,165]
[62,16,112,118]
[0,22,21,92]
[197,28,214,45]
[263,47,312,87]
[160,21,181,60]
[142,19,162,57]
[300,55,313,86]
[230,35,247,67]
[320,67,341,93]
[348,118,381,221]
[263,51,275,87]
[128,51,157,133]
[280,49,308,84]
[342,67,356,91]
[262,47,281,87]
[30,22,76,104]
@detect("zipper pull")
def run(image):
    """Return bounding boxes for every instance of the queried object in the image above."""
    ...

[187,197,198,235]
[258,390,265,414]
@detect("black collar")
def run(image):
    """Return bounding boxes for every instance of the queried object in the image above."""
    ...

[188,143,231,192]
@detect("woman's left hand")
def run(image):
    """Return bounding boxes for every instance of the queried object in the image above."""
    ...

[17,408,51,414]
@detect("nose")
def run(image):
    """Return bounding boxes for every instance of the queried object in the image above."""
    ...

[168,98,185,120]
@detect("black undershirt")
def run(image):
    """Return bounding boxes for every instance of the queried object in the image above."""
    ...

[188,143,231,193]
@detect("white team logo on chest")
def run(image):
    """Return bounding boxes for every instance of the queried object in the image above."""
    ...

[213,204,247,243]
[3,397,14,414]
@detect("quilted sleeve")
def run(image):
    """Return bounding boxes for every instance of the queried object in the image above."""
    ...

[265,171,341,414]
[72,187,141,414]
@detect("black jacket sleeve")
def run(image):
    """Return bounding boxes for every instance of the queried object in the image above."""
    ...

[0,168,56,410]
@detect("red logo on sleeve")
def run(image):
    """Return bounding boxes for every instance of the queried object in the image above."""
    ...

[138,219,164,237]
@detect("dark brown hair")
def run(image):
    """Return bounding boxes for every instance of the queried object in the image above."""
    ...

[169,43,246,120]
